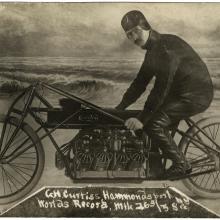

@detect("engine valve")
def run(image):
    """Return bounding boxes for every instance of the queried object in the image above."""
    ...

[114,147,130,170]
[77,149,93,171]
[128,150,145,170]
[93,147,112,171]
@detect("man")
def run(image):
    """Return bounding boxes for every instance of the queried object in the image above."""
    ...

[116,10,213,177]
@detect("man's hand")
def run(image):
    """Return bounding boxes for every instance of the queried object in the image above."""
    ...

[125,118,143,130]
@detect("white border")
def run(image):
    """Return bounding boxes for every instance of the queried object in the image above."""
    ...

[0,0,220,2]
[1,185,220,217]
[170,187,220,217]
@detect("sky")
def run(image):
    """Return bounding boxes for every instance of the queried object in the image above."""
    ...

[0,2,220,58]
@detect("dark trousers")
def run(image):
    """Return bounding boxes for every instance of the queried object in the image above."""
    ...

[143,100,207,164]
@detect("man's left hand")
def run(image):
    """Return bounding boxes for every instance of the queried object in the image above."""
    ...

[125,118,143,130]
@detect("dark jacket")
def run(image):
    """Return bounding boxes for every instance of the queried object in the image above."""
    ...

[117,30,214,114]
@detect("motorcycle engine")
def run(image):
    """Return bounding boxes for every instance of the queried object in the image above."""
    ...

[56,128,151,179]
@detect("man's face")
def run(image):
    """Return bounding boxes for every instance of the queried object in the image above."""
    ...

[125,25,149,48]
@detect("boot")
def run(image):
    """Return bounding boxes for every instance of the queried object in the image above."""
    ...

[165,160,192,178]
[160,131,192,178]
[144,111,192,178]
[163,148,192,178]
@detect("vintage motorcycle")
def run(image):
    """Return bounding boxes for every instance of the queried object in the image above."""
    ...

[0,82,220,204]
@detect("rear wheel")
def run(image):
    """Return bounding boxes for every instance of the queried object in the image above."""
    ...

[0,116,45,204]
[179,116,220,199]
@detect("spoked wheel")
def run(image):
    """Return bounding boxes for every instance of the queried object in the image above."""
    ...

[179,116,220,199]
[0,116,45,204]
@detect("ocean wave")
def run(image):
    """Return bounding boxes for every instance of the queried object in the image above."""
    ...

[0,75,116,98]
[0,80,26,93]
[2,58,220,85]
[52,80,114,96]
[0,62,138,84]
[0,71,66,84]
[0,68,136,85]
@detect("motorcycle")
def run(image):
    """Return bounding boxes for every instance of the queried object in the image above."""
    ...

[0,82,219,204]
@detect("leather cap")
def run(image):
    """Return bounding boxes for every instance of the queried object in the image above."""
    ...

[121,10,151,32]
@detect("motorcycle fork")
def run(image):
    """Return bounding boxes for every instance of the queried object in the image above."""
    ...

[0,86,36,159]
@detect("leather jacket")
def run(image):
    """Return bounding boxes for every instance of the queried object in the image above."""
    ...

[117,30,214,114]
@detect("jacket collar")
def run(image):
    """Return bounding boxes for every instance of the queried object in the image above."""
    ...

[143,29,161,50]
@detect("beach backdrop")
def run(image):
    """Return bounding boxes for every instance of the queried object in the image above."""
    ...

[1,2,220,216]
[0,56,219,118]
[0,3,220,117]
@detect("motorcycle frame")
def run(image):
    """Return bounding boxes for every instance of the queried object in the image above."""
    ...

[0,82,219,180]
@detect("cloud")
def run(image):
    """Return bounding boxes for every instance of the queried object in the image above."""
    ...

[0,3,219,57]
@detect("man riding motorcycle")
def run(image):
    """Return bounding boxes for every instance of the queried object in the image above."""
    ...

[116,10,213,177]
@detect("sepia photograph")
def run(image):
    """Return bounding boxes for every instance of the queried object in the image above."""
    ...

[0,2,220,217]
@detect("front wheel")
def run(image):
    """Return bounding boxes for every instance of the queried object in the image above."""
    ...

[179,116,220,199]
[0,116,45,204]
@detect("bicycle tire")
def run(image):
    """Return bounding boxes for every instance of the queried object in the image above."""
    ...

[0,116,45,204]
[179,116,220,199]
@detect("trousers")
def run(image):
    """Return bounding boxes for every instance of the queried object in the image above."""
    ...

[143,100,208,164]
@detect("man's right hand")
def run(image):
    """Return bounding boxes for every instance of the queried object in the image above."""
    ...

[125,118,143,131]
